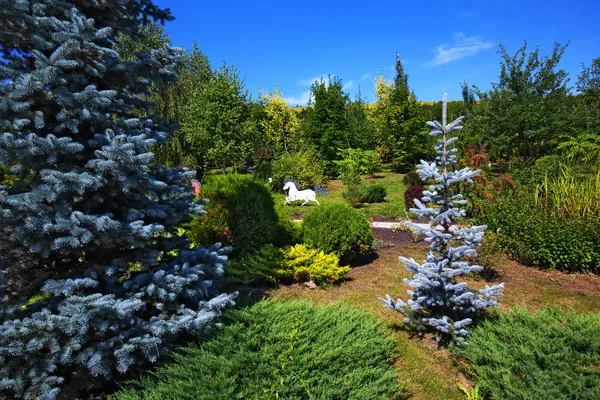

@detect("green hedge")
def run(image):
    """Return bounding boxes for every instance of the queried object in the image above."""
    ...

[455,306,600,399]
[303,203,374,262]
[112,301,404,400]
[477,189,600,273]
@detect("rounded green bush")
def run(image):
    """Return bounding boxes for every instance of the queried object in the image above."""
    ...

[112,301,404,400]
[187,174,294,256]
[302,203,374,262]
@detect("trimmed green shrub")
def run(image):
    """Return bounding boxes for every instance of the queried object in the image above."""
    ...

[303,203,374,262]
[402,171,421,187]
[455,306,600,399]
[362,183,387,203]
[477,188,600,272]
[270,148,326,190]
[403,184,425,211]
[112,301,405,400]
[187,174,293,256]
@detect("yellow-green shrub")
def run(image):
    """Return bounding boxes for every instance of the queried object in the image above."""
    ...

[280,244,350,285]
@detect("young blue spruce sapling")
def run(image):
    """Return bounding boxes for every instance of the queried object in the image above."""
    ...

[379,94,504,343]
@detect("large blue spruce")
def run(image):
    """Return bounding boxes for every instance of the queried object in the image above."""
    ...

[380,94,504,344]
[0,1,236,398]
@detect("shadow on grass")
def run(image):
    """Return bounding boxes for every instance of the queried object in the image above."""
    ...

[347,250,380,268]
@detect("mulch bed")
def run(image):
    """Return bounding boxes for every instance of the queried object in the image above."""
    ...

[372,227,417,247]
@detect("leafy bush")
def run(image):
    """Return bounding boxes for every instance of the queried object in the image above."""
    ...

[402,171,422,187]
[403,184,425,211]
[187,174,293,256]
[303,203,374,262]
[270,149,326,190]
[226,244,349,287]
[335,148,381,179]
[455,306,600,399]
[478,188,600,272]
[112,301,404,400]
[456,146,515,216]
[362,183,387,203]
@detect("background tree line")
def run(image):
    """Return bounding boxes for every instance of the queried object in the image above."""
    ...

[112,26,600,187]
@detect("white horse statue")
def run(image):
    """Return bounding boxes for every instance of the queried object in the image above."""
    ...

[283,181,320,206]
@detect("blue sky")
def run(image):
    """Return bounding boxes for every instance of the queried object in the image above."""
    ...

[155,0,600,105]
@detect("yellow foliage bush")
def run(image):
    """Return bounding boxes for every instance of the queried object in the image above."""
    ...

[279,244,350,285]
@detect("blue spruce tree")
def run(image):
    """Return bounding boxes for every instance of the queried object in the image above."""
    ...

[0,1,236,398]
[379,94,504,343]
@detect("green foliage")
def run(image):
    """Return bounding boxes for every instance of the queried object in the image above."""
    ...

[477,187,600,272]
[455,306,600,400]
[346,89,376,150]
[335,148,382,179]
[182,62,253,174]
[342,182,365,207]
[403,185,425,211]
[577,57,600,106]
[258,88,301,154]
[187,175,292,256]
[305,76,350,176]
[456,146,515,216]
[152,45,213,171]
[371,56,427,172]
[282,244,350,285]
[112,301,404,400]
[226,244,284,287]
[402,171,422,187]
[362,183,387,203]
[303,203,374,262]
[465,41,572,163]
[535,168,600,220]
[458,384,483,400]
[270,148,326,190]
[226,243,349,287]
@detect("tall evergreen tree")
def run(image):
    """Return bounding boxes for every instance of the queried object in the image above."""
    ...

[306,76,350,176]
[371,56,425,172]
[346,86,375,150]
[380,94,504,343]
[0,1,235,398]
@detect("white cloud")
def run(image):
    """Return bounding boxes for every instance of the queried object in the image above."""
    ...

[342,80,355,91]
[361,73,371,80]
[286,74,330,106]
[424,32,493,67]
[298,74,329,87]
[284,90,312,107]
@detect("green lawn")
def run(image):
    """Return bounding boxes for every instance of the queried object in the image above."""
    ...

[273,167,408,220]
